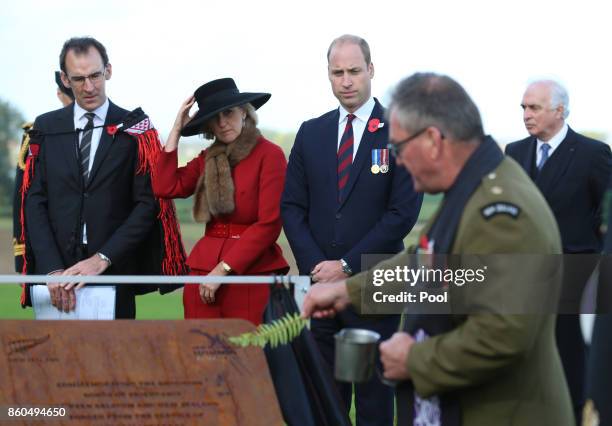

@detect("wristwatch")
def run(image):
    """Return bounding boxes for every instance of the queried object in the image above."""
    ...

[340,259,352,276]
[220,261,233,273]
[97,252,112,266]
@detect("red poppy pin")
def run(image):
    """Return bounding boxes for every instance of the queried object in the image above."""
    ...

[368,118,384,133]
[106,125,118,136]
[419,235,429,250]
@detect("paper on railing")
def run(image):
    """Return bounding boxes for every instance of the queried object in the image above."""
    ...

[30,285,116,320]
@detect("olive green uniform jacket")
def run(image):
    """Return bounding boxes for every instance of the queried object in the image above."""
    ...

[347,158,574,425]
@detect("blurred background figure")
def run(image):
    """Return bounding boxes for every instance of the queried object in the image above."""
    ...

[13,71,74,276]
[55,70,75,107]
[583,179,612,426]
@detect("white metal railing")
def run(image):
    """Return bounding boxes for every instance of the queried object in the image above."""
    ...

[0,274,312,311]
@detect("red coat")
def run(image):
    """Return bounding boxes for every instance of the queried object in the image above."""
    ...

[153,136,289,275]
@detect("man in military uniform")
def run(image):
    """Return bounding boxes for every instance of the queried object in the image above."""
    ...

[13,72,74,275]
[302,73,574,425]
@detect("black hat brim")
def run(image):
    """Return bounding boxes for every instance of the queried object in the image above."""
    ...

[180,92,271,137]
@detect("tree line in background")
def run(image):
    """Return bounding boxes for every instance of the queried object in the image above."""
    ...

[0,99,25,217]
[1,96,606,223]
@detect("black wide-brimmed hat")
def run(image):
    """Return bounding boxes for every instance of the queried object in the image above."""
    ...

[181,78,271,137]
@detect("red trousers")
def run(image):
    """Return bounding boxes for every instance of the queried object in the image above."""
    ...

[183,268,270,325]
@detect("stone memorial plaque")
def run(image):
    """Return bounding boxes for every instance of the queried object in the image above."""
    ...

[0,320,283,425]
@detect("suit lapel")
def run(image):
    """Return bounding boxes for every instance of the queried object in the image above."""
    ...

[55,104,81,186]
[337,99,384,210]
[536,127,577,193]
[322,109,340,205]
[87,101,120,186]
[518,138,537,179]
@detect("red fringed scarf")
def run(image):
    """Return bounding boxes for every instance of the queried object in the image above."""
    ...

[130,126,188,276]
[18,142,39,306]
[111,109,188,276]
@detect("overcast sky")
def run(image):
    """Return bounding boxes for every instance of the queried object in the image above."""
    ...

[1,0,611,145]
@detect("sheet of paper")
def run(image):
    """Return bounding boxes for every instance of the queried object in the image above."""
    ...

[30,285,116,320]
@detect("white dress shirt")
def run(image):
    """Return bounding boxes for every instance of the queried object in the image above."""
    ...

[337,97,376,160]
[73,99,109,243]
[536,123,568,166]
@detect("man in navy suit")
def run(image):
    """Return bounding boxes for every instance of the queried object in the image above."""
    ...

[505,79,612,423]
[281,34,422,426]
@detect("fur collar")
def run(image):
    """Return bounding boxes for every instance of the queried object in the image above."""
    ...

[193,122,260,223]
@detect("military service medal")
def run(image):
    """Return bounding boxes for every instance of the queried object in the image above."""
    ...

[371,149,380,174]
[380,149,389,173]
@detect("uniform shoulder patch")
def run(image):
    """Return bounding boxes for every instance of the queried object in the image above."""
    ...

[480,202,521,220]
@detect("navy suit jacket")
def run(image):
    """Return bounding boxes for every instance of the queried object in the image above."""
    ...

[281,99,422,275]
[505,127,612,253]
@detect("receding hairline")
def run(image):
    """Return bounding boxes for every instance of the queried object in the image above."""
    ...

[524,79,564,97]
[523,79,570,116]
[64,45,104,61]
[326,34,371,64]
[389,72,485,142]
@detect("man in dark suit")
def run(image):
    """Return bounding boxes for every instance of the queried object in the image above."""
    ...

[505,79,612,422]
[25,37,158,319]
[281,34,422,426]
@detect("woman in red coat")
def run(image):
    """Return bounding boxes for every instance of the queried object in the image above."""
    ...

[153,78,289,324]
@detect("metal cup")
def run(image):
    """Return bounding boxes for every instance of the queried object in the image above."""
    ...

[334,328,381,383]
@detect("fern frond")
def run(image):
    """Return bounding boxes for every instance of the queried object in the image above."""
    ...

[227,313,308,348]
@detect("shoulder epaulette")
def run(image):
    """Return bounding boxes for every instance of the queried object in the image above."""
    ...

[17,122,34,171]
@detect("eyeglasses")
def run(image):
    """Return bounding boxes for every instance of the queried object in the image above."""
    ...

[66,69,106,87]
[387,128,428,157]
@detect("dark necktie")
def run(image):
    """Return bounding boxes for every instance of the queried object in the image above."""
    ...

[337,113,356,201]
[80,112,95,181]
[537,143,550,171]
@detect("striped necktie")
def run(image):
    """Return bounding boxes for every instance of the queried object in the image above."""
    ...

[337,113,356,201]
[80,112,95,182]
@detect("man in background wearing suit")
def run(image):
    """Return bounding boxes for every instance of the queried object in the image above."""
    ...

[26,37,158,318]
[13,72,74,275]
[281,34,422,425]
[505,79,612,422]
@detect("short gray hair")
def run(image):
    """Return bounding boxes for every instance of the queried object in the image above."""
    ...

[202,103,258,140]
[390,73,485,143]
[530,79,570,119]
[327,34,371,65]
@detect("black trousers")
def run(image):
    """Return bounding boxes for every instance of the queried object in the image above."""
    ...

[585,314,612,426]
[556,254,600,425]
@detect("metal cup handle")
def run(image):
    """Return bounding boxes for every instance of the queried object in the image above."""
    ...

[375,366,398,387]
